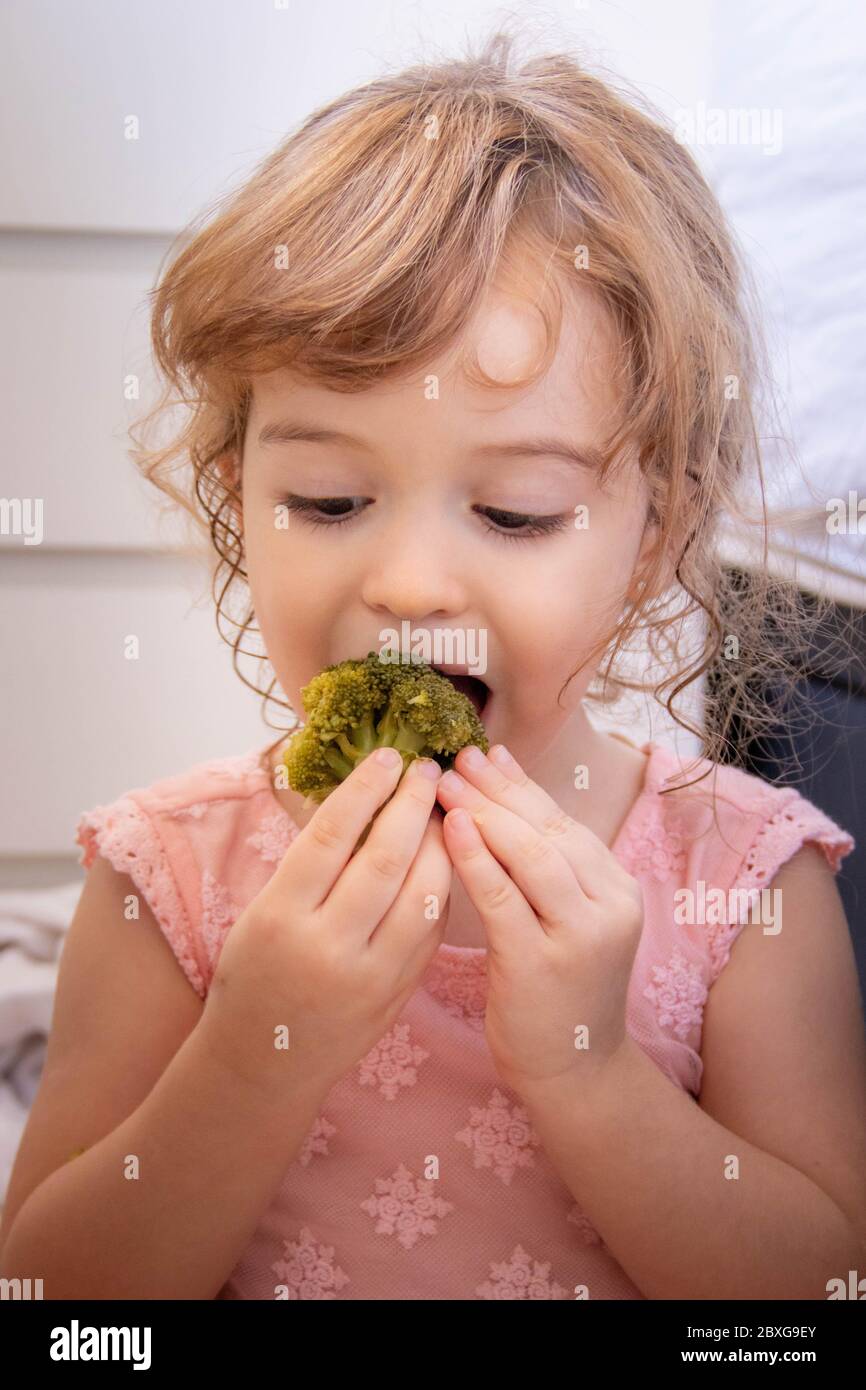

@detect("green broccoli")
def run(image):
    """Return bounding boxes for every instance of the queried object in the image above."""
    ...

[283,651,490,812]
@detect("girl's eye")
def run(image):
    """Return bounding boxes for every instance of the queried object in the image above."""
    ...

[276,495,570,541]
[472,505,570,541]
[278,495,368,527]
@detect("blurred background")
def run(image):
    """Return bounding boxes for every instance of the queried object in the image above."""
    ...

[0,0,864,1188]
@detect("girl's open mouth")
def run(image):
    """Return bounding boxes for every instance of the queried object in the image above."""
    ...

[432,670,491,720]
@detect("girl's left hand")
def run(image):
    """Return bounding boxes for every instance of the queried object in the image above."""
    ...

[436,743,645,1100]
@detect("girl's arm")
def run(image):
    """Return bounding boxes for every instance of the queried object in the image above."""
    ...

[0,855,329,1300]
[516,845,866,1300]
[0,1020,329,1300]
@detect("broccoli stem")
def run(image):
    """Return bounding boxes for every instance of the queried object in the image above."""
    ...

[322,696,432,785]
[350,710,380,753]
[329,709,380,770]
[375,705,430,756]
[323,743,356,779]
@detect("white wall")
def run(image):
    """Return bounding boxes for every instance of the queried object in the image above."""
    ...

[0,0,712,884]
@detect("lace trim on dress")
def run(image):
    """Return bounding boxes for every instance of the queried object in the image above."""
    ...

[75,796,205,997]
[706,794,855,982]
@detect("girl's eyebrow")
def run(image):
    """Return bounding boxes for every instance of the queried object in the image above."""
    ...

[258,420,375,451]
[472,437,604,473]
[257,418,603,473]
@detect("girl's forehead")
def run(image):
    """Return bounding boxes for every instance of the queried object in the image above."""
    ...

[250,279,622,428]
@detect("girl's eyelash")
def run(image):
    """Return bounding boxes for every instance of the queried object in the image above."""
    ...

[277,495,570,541]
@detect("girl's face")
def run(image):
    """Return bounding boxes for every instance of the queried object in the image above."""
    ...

[239,275,656,779]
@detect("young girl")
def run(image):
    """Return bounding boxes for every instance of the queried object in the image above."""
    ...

[2,33,865,1301]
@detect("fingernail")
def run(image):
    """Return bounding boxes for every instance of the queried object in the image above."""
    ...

[489,744,517,771]
[410,757,441,780]
[439,770,465,793]
[374,747,402,767]
[460,745,486,769]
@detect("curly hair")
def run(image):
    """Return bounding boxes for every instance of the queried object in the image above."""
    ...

[128,25,858,799]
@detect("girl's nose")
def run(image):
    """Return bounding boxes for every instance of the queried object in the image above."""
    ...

[360,519,469,619]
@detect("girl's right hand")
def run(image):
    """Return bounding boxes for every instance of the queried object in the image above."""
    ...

[197,749,452,1103]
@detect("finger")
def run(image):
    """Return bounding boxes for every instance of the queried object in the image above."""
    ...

[445,746,620,900]
[445,798,581,935]
[441,807,539,950]
[276,747,407,908]
[437,766,592,906]
[370,814,452,973]
[323,754,443,935]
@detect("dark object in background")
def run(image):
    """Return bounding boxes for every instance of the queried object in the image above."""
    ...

[706,567,866,996]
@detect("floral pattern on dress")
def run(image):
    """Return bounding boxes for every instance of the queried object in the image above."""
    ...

[455,1087,540,1184]
[297,1115,338,1167]
[200,869,241,970]
[476,1244,571,1300]
[619,799,688,883]
[357,1023,430,1100]
[272,1226,350,1299]
[422,949,487,1029]
[643,946,707,1041]
[246,811,297,863]
[360,1163,454,1249]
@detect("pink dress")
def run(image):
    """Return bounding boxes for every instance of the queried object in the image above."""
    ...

[75,738,854,1300]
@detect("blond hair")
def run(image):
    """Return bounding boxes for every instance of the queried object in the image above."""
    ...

[130,28,854,795]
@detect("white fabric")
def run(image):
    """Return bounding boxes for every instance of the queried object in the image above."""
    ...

[706,0,866,608]
[0,883,80,1207]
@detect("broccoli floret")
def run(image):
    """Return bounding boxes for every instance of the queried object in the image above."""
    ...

[283,650,489,807]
